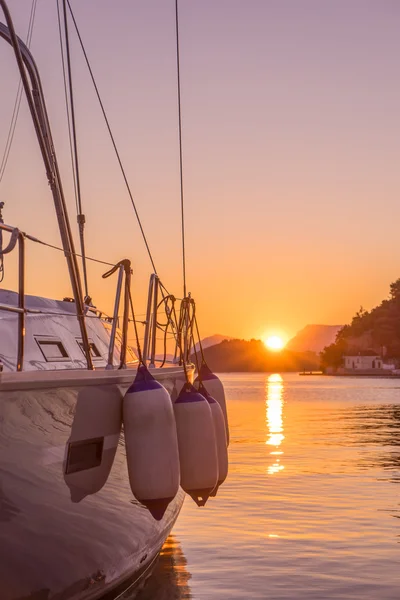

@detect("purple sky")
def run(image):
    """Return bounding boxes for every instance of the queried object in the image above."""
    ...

[1,0,400,341]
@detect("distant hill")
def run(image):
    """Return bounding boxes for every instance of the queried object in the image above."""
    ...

[287,324,342,353]
[192,338,320,373]
[154,334,231,363]
[195,334,232,352]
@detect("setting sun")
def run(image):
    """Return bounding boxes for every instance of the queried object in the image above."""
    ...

[264,336,285,351]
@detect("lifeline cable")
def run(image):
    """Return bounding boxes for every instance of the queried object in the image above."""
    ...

[5,224,114,267]
[66,0,158,275]
[33,236,115,267]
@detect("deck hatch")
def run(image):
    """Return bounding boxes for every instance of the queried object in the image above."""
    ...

[77,339,102,359]
[65,437,104,474]
[35,337,70,362]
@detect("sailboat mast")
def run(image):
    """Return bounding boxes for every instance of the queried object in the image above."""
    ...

[0,0,94,370]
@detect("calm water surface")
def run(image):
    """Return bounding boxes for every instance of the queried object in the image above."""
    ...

[137,373,400,600]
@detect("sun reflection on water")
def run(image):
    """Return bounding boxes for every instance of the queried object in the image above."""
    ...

[266,374,285,475]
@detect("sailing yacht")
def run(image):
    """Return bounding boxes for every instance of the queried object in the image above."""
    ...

[0,1,229,599]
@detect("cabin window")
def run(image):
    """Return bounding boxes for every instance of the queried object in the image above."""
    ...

[35,338,70,362]
[77,339,102,359]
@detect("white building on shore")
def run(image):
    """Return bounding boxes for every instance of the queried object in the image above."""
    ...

[344,355,383,370]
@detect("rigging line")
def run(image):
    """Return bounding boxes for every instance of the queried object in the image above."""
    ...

[127,285,144,364]
[194,313,206,364]
[29,236,115,268]
[193,313,202,357]
[0,0,37,184]
[66,0,158,275]
[186,298,196,362]
[172,298,189,381]
[175,0,187,298]
[175,297,194,367]
[56,0,79,215]
[191,314,202,375]
[159,280,183,302]
[159,295,175,367]
[61,0,89,298]
[0,81,22,181]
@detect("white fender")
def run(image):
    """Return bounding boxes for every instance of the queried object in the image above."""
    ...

[195,363,229,445]
[174,382,218,506]
[123,364,180,519]
[64,386,122,503]
[197,382,228,495]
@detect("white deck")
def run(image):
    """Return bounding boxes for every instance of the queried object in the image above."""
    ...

[0,289,137,372]
[0,363,193,391]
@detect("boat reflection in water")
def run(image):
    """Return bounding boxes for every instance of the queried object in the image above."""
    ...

[266,374,285,475]
[134,535,192,600]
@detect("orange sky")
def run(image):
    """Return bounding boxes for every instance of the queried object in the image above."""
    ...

[1,0,400,343]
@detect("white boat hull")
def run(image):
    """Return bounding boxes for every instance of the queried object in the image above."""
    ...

[0,367,188,600]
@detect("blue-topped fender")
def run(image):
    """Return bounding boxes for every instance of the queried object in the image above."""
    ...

[127,363,164,393]
[194,363,230,445]
[196,362,219,382]
[175,381,206,403]
[173,379,218,506]
[123,363,180,520]
[197,382,228,496]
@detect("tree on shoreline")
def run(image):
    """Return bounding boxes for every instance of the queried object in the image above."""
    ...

[320,278,400,369]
